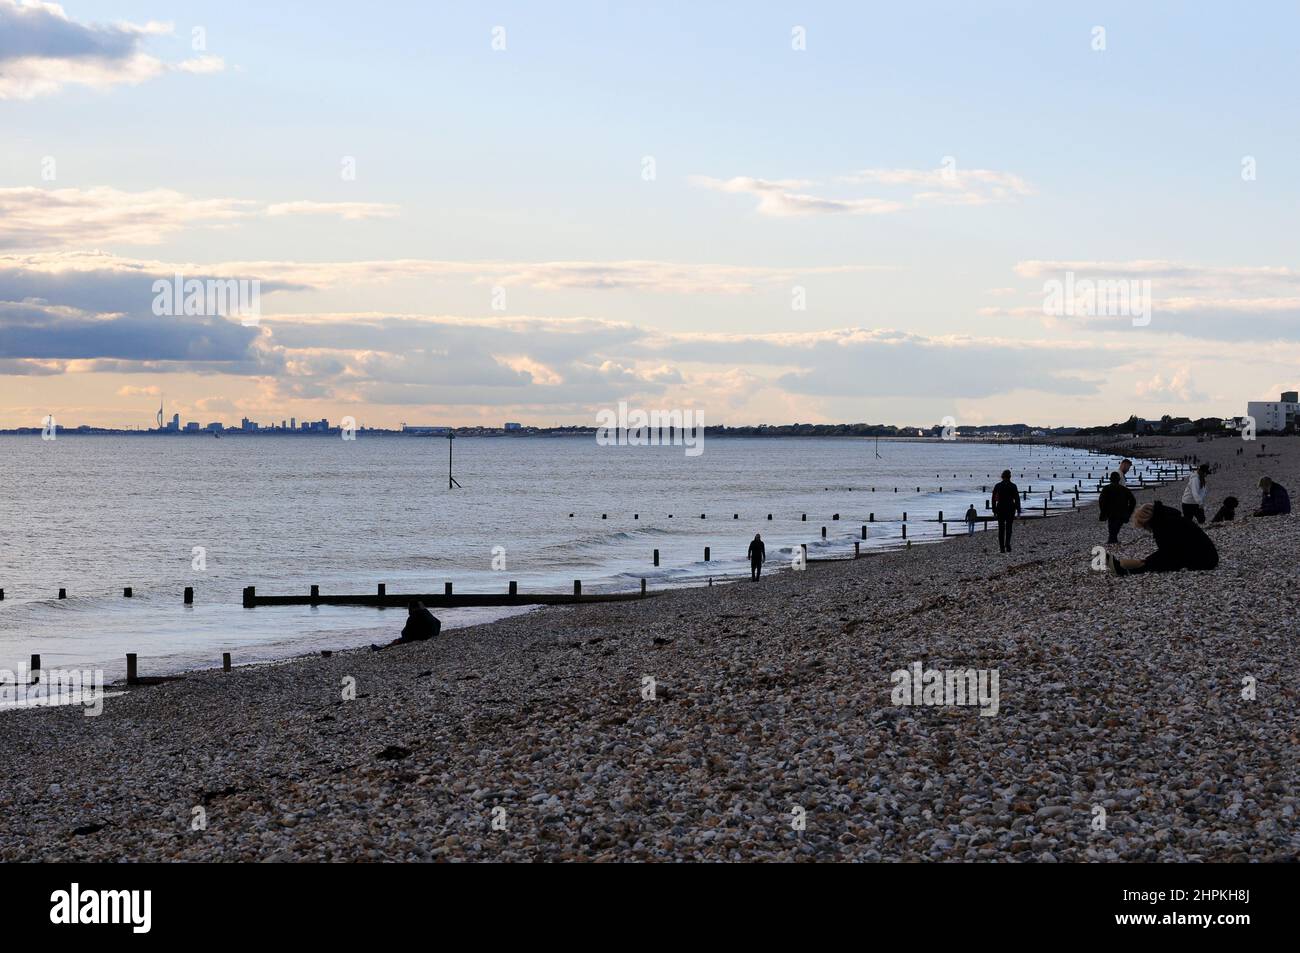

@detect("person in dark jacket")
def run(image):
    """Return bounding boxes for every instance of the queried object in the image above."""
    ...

[400,600,441,641]
[1253,477,1291,516]
[747,533,766,580]
[1106,501,1218,575]
[990,469,1021,553]
[964,504,978,535]
[1098,471,1137,543]
[372,600,441,650]
[1210,496,1239,523]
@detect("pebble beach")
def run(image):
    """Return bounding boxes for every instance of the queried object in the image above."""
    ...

[2,434,1296,862]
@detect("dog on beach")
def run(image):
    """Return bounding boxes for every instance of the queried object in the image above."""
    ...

[1210,496,1238,523]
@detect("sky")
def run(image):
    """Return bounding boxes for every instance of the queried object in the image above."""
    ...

[1,0,1298,429]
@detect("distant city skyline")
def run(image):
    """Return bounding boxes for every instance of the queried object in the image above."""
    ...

[3,1,1299,429]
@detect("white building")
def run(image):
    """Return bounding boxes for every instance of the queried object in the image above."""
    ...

[1246,391,1300,433]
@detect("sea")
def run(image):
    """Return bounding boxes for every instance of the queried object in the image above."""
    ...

[0,434,1169,689]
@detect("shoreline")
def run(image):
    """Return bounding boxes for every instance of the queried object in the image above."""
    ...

[5,433,1292,861]
[6,440,1183,695]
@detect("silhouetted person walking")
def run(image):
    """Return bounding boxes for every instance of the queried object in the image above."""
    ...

[964,504,978,535]
[1098,471,1136,544]
[991,469,1021,553]
[748,533,766,580]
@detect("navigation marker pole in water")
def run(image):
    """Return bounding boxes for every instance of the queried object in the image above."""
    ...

[447,431,462,489]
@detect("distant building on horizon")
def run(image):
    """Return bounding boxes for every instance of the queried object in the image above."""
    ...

[504,422,522,431]
[1247,391,1299,433]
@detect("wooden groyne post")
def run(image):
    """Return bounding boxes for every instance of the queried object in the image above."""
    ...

[126,653,138,686]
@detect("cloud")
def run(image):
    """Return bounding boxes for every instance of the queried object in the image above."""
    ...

[0,357,61,375]
[175,54,224,74]
[0,287,1122,415]
[1135,367,1205,403]
[1012,260,1300,290]
[0,298,269,366]
[0,187,256,249]
[265,201,400,221]
[0,189,407,250]
[842,168,1033,206]
[690,176,906,217]
[0,0,224,99]
[637,327,1107,399]
[989,260,1300,340]
[693,166,1031,217]
[0,249,884,296]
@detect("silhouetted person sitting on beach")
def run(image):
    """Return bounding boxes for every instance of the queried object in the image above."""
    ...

[1253,477,1291,516]
[1106,502,1218,576]
[1211,496,1239,523]
[1098,471,1137,544]
[373,601,441,650]
[401,601,441,641]
[748,533,766,581]
[964,505,978,535]
[991,470,1021,553]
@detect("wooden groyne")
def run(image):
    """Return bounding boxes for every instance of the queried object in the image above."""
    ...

[241,584,652,609]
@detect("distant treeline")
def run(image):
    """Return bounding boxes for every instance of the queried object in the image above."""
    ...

[1073,415,1241,437]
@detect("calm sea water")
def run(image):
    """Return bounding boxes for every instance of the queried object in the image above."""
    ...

[0,435,1156,683]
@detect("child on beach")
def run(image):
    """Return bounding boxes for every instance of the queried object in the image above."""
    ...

[965,505,978,535]
[1098,471,1136,544]
[1106,502,1218,576]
